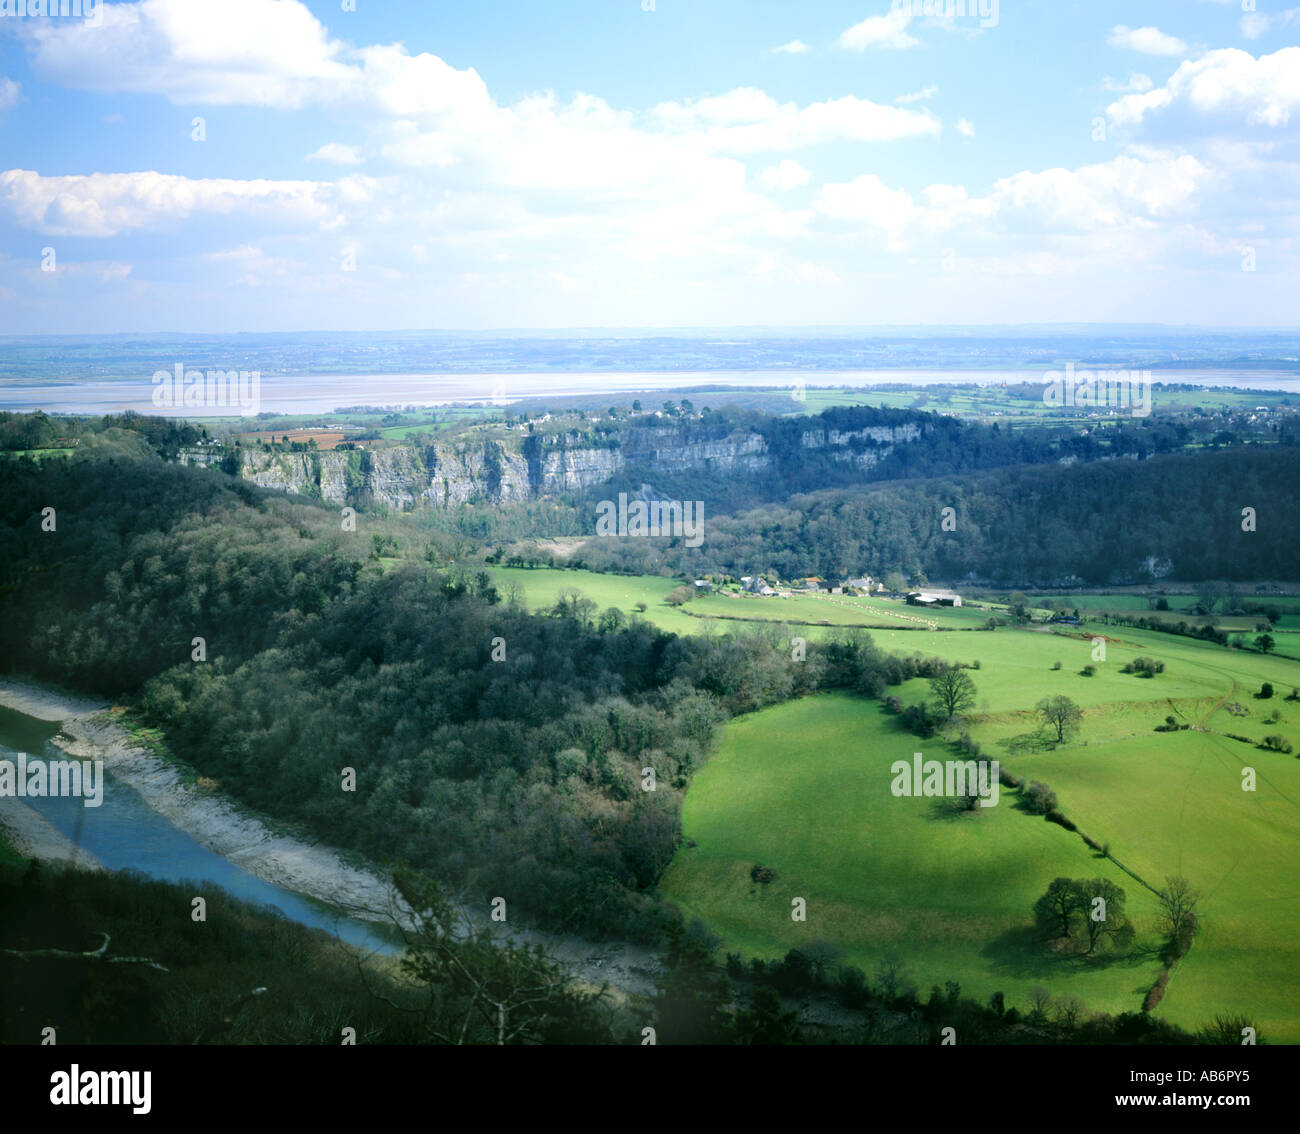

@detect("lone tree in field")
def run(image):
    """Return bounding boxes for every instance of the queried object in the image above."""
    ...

[1036,695,1083,743]
[929,663,977,719]
[1158,875,1200,944]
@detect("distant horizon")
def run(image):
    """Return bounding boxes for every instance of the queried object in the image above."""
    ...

[3,323,1300,340]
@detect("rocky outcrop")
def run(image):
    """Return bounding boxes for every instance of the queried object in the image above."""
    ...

[799,424,923,448]
[180,419,925,510]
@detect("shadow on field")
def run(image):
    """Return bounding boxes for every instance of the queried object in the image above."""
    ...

[998,730,1055,756]
[926,798,982,822]
[981,926,1157,979]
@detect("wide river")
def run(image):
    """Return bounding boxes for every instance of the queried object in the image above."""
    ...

[0,705,400,954]
[3,368,1299,416]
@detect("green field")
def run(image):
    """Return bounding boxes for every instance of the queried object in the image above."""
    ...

[658,615,1300,1041]
[793,383,1290,422]
[660,695,1171,1023]
[487,565,1004,637]
[6,448,74,461]
[484,563,1300,1037]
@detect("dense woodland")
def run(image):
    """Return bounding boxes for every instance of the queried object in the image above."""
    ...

[573,446,1300,585]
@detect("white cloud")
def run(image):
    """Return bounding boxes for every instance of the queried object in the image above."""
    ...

[0,78,19,111]
[24,1,938,189]
[1107,47,1300,129]
[201,243,293,286]
[23,0,358,108]
[1239,6,1300,39]
[896,85,938,104]
[202,243,265,261]
[307,142,363,165]
[955,117,975,138]
[770,39,809,55]
[837,9,919,51]
[816,174,924,251]
[815,151,1212,252]
[651,89,940,151]
[1108,25,1189,57]
[758,160,812,191]
[1240,13,1270,40]
[0,169,359,237]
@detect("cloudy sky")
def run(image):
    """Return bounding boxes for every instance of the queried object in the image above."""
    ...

[0,0,1297,333]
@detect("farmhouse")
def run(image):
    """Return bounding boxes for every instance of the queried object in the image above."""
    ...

[907,588,963,607]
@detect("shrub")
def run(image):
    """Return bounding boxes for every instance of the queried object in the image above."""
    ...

[1045,809,1077,832]
[750,864,777,885]
[1023,781,1058,815]
[900,703,936,738]
[1052,660,1062,671]
[1258,682,1274,699]
[1143,971,1171,1012]
[1080,665,1096,677]
[1122,656,1164,678]
[1262,735,1294,754]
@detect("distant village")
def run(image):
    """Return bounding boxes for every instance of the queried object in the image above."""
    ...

[692,574,963,606]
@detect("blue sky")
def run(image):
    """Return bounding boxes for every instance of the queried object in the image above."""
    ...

[0,0,1297,332]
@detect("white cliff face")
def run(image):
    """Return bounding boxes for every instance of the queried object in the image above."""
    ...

[539,447,623,494]
[209,421,926,508]
[621,428,770,474]
[799,425,923,448]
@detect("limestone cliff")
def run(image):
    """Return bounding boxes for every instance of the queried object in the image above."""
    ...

[178,418,925,509]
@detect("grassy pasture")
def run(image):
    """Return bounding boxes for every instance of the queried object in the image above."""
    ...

[6,448,74,461]
[486,565,999,637]
[660,694,1169,1022]
[658,617,1300,1040]
[661,692,1300,1041]
[1015,730,1300,1041]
